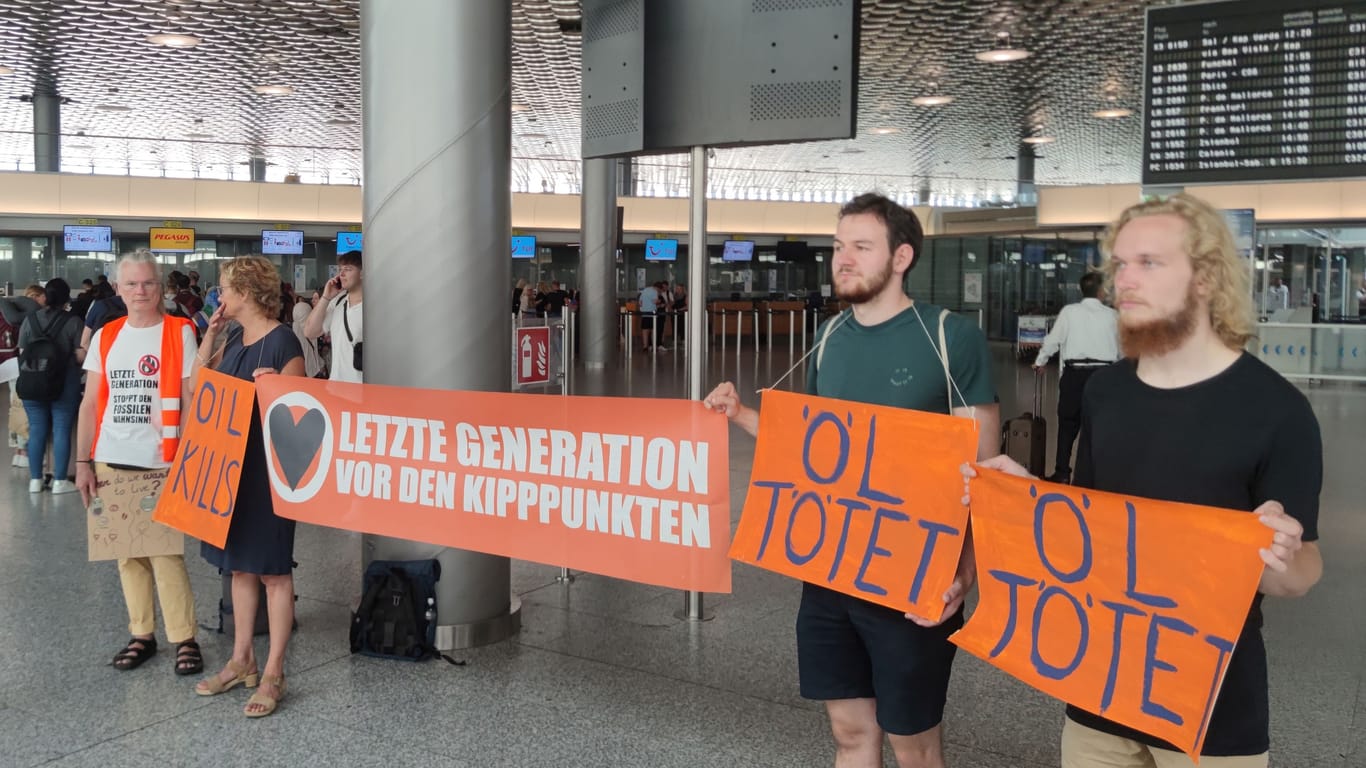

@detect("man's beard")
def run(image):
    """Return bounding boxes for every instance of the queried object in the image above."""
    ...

[1119,283,1199,358]
[834,258,894,304]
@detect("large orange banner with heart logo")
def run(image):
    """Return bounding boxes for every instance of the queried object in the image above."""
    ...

[152,368,255,548]
[728,389,979,621]
[952,470,1272,759]
[252,376,732,593]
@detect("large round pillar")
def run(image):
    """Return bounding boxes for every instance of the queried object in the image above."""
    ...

[360,0,518,648]
[580,158,618,368]
[33,91,60,173]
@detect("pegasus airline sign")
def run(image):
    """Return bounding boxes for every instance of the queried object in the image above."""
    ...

[149,227,196,253]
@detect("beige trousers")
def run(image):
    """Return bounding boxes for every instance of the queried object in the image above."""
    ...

[1062,718,1268,768]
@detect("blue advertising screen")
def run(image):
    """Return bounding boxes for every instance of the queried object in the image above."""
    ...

[337,231,363,255]
[645,238,678,261]
[511,235,537,259]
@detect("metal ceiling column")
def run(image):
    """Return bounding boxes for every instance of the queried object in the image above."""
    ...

[359,0,519,648]
[580,157,618,368]
[33,91,59,173]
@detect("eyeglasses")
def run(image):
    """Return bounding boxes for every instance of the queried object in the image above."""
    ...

[120,280,161,292]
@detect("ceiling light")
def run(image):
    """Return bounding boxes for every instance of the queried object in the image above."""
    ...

[976,34,1031,63]
[68,144,94,151]
[511,102,530,112]
[870,127,900,135]
[911,95,955,107]
[0,66,13,76]
[1092,107,1133,119]
[325,118,356,126]
[184,132,214,139]
[254,85,294,96]
[146,33,201,48]
[1022,136,1056,145]
[96,104,133,112]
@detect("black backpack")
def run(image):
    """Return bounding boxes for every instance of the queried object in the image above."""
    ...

[16,311,74,402]
[351,559,441,661]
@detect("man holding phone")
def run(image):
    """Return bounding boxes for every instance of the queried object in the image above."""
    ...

[304,250,363,383]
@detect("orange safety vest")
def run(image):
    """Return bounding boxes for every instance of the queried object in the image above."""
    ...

[92,315,193,463]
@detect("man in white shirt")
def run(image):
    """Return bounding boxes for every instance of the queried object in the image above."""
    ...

[1264,277,1289,313]
[74,249,205,677]
[1033,272,1119,483]
[304,251,363,383]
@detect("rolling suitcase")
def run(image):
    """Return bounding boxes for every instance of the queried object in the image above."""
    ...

[1002,371,1047,477]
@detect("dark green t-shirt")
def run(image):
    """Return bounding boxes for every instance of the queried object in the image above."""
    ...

[805,303,996,413]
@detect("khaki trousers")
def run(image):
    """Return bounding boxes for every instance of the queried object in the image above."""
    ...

[116,555,197,643]
[1062,718,1269,768]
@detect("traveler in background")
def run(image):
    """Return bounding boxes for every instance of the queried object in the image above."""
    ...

[671,283,688,345]
[1264,276,1289,313]
[193,256,305,718]
[520,284,536,318]
[72,278,96,320]
[1355,278,1366,320]
[18,278,82,494]
[1032,271,1119,483]
[968,193,1321,767]
[512,278,528,316]
[1,292,41,469]
[291,294,324,378]
[304,250,362,383]
[187,270,203,296]
[74,248,205,678]
[23,284,44,306]
[278,281,297,324]
[706,193,999,768]
[171,272,204,316]
[638,281,664,352]
[536,280,568,320]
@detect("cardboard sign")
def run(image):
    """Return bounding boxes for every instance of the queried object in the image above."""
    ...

[152,369,255,548]
[88,466,183,561]
[253,376,732,593]
[952,470,1272,759]
[729,390,979,621]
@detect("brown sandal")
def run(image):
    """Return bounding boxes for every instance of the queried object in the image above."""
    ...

[244,674,286,718]
[195,659,259,696]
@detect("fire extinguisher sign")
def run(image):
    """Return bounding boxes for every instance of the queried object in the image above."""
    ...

[515,327,551,386]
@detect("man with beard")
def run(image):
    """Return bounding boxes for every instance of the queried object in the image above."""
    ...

[705,193,999,768]
[969,193,1321,767]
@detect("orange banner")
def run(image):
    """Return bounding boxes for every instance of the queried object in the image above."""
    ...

[253,376,732,592]
[152,368,255,548]
[728,390,979,621]
[952,470,1272,759]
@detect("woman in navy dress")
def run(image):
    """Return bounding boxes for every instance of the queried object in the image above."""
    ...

[192,256,304,718]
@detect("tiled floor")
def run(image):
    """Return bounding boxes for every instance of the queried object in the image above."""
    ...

[1,342,1359,767]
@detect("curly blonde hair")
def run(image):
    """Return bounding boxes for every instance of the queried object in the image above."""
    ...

[220,256,283,320]
[1101,193,1254,349]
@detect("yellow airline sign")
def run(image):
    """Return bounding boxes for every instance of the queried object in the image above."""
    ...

[149,227,196,253]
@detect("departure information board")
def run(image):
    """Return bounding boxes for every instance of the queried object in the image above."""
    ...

[1143,0,1366,185]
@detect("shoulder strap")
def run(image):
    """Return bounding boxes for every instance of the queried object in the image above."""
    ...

[937,309,952,409]
[338,295,354,342]
[815,310,846,372]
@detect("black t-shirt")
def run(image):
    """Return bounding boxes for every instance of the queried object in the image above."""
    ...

[1067,353,1322,756]
[537,290,567,315]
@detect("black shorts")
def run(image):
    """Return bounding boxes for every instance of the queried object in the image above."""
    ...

[796,582,963,736]
[639,314,655,329]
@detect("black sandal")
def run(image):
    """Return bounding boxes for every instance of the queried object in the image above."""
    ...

[112,636,157,670]
[174,639,204,676]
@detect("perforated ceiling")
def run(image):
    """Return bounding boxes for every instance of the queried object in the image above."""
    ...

[0,0,1172,207]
